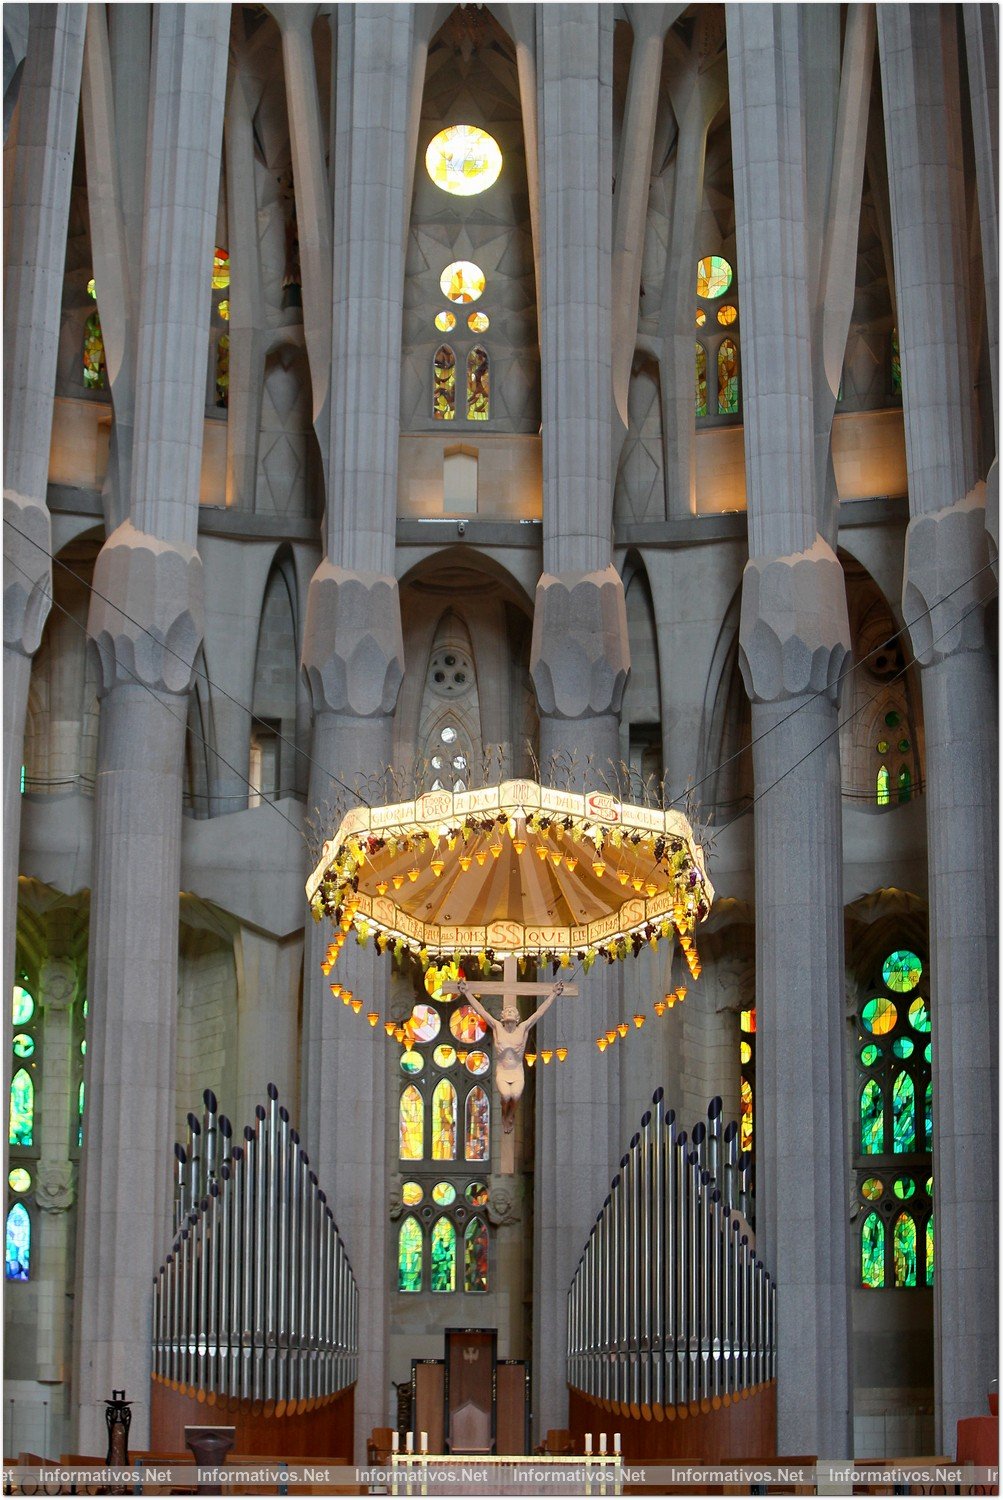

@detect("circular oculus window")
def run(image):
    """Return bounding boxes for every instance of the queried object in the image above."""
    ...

[425,125,503,197]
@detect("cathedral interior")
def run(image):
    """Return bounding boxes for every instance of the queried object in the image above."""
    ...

[2,0,998,1478]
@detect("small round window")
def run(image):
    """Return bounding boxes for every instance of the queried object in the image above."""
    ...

[426,126,503,197]
[697,255,733,299]
[440,261,486,304]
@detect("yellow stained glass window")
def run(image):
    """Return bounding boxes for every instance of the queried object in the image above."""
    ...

[695,343,707,417]
[739,1077,753,1153]
[440,261,486,305]
[697,255,733,299]
[431,1079,457,1160]
[717,304,738,326]
[696,308,706,327]
[467,311,490,333]
[435,311,456,333]
[399,1084,424,1160]
[425,125,503,197]
[212,247,230,290]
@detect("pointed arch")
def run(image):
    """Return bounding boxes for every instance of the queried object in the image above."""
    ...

[431,1079,457,1160]
[717,338,739,413]
[398,1216,423,1292]
[5,1204,30,1281]
[433,344,456,419]
[695,342,707,416]
[8,1068,33,1147]
[464,1216,489,1292]
[466,346,489,419]
[430,1216,456,1291]
[399,1085,424,1160]
[893,1212,917,1286]
[620,553,663,798]
[861,1212,884,1287]
[464,1086,489,1161]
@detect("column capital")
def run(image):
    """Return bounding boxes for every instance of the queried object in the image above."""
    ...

[903,483,994,665]
[3,490,52,657]
[301,560,404,718]
[739,537,851,705]
[87,521,204,696]
[530,566,630,720]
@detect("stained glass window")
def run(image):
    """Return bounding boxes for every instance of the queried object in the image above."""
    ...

[892,1072,915,1152]
[12,1035,33,1059]
[861,997,897,1035]
[9,1069,33,1147]
[399,1085,424,1160]
[860,1044,879,1066]
[77,1079,84,1148]
[425,126,503,197]
[466,1181,489,1207]
[862,1212,884,1288]
[893,1175,915,1200]
[740,1077,753,1153]
[464,1217,489,1292]
[697,255,733,299]
[893,1213,917,1286]
[411,1004,442,1044]
[465,1050,489,1077]
[402,1181,423,1206]
[717,340,739,414]
[465,1086,489,1162]
[430,1217,456,1291]
[8,1168,30,1193]
[212,248,230,290]
[450,1006,487,1046]
[891,1037,914,1060]
[861,1177,883,1201]
[891,327,901,394]
[717,304,738,327]
[440,261,486,305]
[882,951,922,993]
[431,1079,457,1160]
[434,1044,457,1068]
[5,1204,30,1281]
[467,347,489,420]
[897,766,912,803]
[696,309,706,328]
[695,344,707,417]
[468,311,490,333]
[83,312,106,389]
[12,988,33,1026]
[434,345,456,420]
[876,765,890,806]
[432,1182,456,1207]
[400,1051,424,1076]
[926,1216,934,1286]
[398,1216,423,1292]
[924,1081,932,1150]
[435,311,457,333]
[860,1079,883,1154]
[908,997,931,1033]
[215,334,229,408]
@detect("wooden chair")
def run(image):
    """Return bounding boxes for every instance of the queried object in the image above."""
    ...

[535,1428,575,1456]
[367,1426,396,1464]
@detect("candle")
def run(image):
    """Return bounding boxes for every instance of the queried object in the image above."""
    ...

[406,1431,414,1453]
[599,1432,607,1454]
[391,1433,399,1452]
[585,1433,592,1455]
[420,1432,428,1454]
[614,1433,621,1455]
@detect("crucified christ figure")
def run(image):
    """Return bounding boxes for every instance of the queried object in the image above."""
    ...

[457,978,565,1134]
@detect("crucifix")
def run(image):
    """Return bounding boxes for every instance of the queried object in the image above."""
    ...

[440,958,578,1174]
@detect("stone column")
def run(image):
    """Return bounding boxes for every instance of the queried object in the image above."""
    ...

[728,6,853,1456]
[72,6,228,1453]
[34,959,77,1387]
[298,6,413,1458]
[528,4,629,1438]
[878,5,999,1450]
[234,926,302,1126]
[3,3,85,1024]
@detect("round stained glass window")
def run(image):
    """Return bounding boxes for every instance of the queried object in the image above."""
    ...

[740,1041,751,1065]
[435,310,456,333]
[908,997,932,1033]
[12,1034,34,1059]
[433,1044,457,1068]
[465,1181,489,1207]
[883,950,922,992]
[465,1050,490,1076]
[450,1005,487,1045]
[8,1168,31,1193]
[409,1004,441,1043]
[740,1009,756,1034]
[861,1177,883,1201]
[892,1037,914,1060]
[924,1042,932,1063]
[876,740,890,754]
[425,125,503,197]
[402,1181,423,1206]
[893,1176,915,1200]
[696,255,733,299]
[468,311,490,333]
[860,1043,880,1066]
[861,997,897,1036]
[440,727,457,744]
[696,309,706,327]
[432,1181,457,1207]
[12,987,33,1026]
[884,711,900,728]
[898,739,911,753]
[717,304,738,326]
[440,261,486,305]
[400,1050,424,1076]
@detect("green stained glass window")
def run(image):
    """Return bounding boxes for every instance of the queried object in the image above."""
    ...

[400,1050,424,1076]
[925,1215,934,1286]
[9,1068,33,1147]
[924,1042,932,1063]
[891,1037,914,1060]
[926,1176,933,1196]
[861,1177,883,1201]
[430,1217,456,1291]
[876,765,891,806]
[861,1079,884,1154]
[399,1084,424,1160]
[717,339,739,415]
[695,344,707,417]
[467,347,489,421]
[696,255,733,299]
[83,311,106,389]
[464,1217,489,1293]
[897,767,912,803]
[431,1079,457,1160]
[433,345,456,420]
[885,710,900,729]
[862,1212,884,1287]
[891,327,901,394]
[432,1182,456,1207]
[398,1216,423,1292]
[12,988,33,1026]
[883,950,922,993]
[893,1213,917,1286]
[464,1085,489,1162]
[924,1080,932,1150]
[5,1203,30,1281]
[77,1079,84,1147]
[893,1176,915,1200]
[862,997,897,1035]
[12,1034,34,1059]
[898,739,911,754]
[892,1072,915,1152]
[466,1181,489,1207]
[908,997,931,1033]
[8,1168,30,1193]
[860,1044,879,1067]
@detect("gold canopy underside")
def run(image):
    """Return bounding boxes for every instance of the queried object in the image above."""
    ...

[307,780,714,960]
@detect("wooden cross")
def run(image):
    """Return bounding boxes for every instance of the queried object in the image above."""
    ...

[440,958,578,1175]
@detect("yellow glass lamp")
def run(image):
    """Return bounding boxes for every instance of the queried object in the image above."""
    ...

[632,1013,645,1029]
[556,1046,568,1061]
[526,1053,537,1067]
[596,1037,608,1053]
[367,1012,380,1027]
[384,1020,396,1037]
[605,1028,617,1045]
[351,998,363,1014]
[617,1021,629,1038]
[541,1049,553,1065]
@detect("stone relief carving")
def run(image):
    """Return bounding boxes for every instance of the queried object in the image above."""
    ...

[36,1158,74,1213]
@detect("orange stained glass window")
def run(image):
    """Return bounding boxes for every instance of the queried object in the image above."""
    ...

[433,345,456,420]
[739,1077,753,1153]
[431,1078,457,1160]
